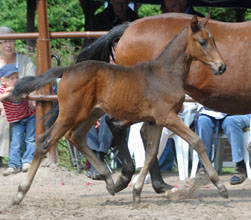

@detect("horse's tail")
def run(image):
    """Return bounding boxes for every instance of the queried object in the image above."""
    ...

[12,66,64,98]
[75,22,130,64]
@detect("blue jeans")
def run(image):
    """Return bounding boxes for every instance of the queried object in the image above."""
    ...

[8,114,36,168]
[86,115,113,154]
[198,114,251,166]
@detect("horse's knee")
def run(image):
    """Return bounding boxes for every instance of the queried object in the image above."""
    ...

[190,136,206,154]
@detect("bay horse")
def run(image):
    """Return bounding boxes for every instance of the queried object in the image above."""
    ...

[11,16,227,204]
[76,12,251,194]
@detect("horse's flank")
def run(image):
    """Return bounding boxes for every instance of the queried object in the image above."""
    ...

[116,13,251,114]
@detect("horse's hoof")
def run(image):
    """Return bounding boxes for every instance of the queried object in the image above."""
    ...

[152,181,173,194]
[218,186,229,199]
[133,193,141,204]
[106,186,115,196]
[114,175,132,193]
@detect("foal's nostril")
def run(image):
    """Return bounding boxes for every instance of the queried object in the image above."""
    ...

[219,63,226,74]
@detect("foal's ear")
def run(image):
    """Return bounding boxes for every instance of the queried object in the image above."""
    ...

[191,15,200,33]
[200,14,210,29]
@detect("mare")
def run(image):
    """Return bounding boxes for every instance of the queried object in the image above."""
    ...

[76,13,251,194]
[11,16,227,204]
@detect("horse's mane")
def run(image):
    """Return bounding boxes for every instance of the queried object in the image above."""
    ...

[75,22,130,64]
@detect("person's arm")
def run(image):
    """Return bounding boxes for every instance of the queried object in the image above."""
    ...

[0,87,13,101]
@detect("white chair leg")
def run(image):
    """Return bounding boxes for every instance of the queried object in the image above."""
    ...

[174,135,186,180]
[182,140,189,178]
[190,150,199,178]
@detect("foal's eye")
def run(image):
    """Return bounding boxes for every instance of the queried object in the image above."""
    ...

[199,39,207,47]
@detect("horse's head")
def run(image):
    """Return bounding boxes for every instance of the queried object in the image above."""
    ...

[186,15,226,75]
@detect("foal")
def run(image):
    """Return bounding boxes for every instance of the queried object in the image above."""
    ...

[12,16,227,204]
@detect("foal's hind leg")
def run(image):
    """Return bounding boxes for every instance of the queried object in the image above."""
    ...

[140,122,173,193]
[133,123,163,203]
[66,113,115,195]
[160,111,228,199]
[105,115,135,193]
[11,118,72,205]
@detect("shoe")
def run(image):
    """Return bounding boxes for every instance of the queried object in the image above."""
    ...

[198,167,206,175]
[3,167,21,176]
[230,167,246,185]
[22,163,31,172]
[86,165,102,180]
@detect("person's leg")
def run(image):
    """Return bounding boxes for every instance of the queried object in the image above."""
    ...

[197,115,215,161]
[3,121,25,176]
[98,115,113,156]
[86,123,101,179]
[22,114,36,170]
[197,115,215,169]
[222,114,250,184]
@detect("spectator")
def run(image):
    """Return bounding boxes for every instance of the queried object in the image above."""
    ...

[84,1,138,180]
[86,115,113,180]
[0,64,35,176]
[162,0,203,16]
[196,107,251,185]
[0,26,36,174]
[83,0,138,47]
[0,102,9,166]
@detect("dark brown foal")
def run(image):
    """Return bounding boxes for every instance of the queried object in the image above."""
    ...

[11,15,227,204]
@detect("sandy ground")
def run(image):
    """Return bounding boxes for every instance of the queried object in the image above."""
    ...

[0,161,251,220]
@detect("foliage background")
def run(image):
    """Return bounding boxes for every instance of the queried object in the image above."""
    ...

[0,0,250,67]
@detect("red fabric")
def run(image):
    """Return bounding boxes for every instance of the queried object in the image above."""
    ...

[0,85,35,123]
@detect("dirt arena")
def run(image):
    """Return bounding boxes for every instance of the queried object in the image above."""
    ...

[0,161,251,220]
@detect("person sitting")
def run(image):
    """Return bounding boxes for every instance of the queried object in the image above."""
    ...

[162,0,203,16]
[82,0,138,47]
[196,107,251,185]
[0,64,36,176]
[86,114,113,180]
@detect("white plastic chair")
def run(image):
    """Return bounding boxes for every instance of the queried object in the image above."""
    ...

[171,102,198,180]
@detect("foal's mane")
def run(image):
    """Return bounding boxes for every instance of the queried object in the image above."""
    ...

[153,26,188,61]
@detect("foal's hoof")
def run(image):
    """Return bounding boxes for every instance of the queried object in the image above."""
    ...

[114,175,132,193]
[152,181,173,194]
[106,185,116,196]
[218,186,229,199]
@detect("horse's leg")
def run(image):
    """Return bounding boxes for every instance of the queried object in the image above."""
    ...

[11,116,75,205]
[161,111,228,199]
[66,112,115,195]
[105,115,135,193]
[133,123,162,203]
[140,122,173,193]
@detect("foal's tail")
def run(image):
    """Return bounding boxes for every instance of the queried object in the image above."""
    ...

[75,22,130,64]
[12,66,64,98]
[44,23,130,129]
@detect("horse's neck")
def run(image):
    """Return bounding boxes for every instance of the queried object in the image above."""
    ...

[152,28,191,82]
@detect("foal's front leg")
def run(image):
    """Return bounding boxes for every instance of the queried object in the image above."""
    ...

[133,123,162,203]
[162,111,228,199]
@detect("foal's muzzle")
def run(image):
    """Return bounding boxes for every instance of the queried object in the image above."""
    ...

[212,62,226,75]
